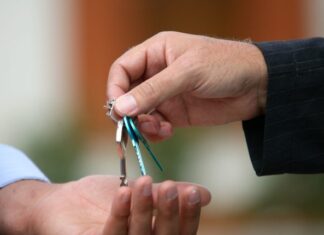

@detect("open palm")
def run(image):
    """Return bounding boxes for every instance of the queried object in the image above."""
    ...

[27,175,211,235]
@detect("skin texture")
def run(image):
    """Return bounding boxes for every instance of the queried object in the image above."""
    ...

[0,175,211,235]
[107,31,268,141]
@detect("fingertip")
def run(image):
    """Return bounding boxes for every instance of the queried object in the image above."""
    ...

[137,175,153,185]
[135,176,153,197]
[158,122,173,138]
[179,187,202,235]
[139,121,160,135]
[139,120,173,142]
[103,186,131,235]
[108,187,131,223]
[159,180,178,201]
[176,183,212,207]
[194,186,211,207]
[115,94,139,116]
[154,180,179,233]
[186,187,201,206]
[201,189,212,207]
[129,176,154,234]
[118,186,132,204]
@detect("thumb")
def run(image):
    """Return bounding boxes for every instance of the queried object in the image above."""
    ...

[114,61,190,116]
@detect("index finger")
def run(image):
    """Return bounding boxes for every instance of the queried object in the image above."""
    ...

[107,45,146,100]
[103,187,132,235]
[106,36,167,101]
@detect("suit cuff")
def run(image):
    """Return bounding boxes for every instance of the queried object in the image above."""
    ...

[244,38,324,175]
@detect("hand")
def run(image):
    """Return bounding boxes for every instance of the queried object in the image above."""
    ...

[107,31,267,141]
[0,175,211,235]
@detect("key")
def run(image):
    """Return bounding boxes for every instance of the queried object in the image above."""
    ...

[119,158,127,187]
[123,116,163,176]
[116,120,128,186]
[106,99,128,186]
[123,116,147,176]
[128,117,163,172]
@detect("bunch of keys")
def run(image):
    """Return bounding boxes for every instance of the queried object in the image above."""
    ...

[106,100,163,187]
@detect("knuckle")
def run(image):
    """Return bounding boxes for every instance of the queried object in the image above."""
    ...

[155,31,169,38]
[155,31,177,40]
[159,203,178,218]
[158,193,179,217]
[109,60,124,75]
[183,206,200,218]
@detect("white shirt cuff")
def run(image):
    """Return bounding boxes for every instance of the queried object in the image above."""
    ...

[0,144,50,188]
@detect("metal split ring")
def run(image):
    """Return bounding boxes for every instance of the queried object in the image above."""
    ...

[105,99,120,123]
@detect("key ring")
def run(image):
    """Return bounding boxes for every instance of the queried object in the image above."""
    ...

[106,99,163,177]
[105,99,120,123]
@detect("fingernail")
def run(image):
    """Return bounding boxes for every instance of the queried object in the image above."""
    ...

[116,94,138,115]
[140,122,158,135]
[166,186,178,201]
[142,183,152,197]
[188,189,200,205]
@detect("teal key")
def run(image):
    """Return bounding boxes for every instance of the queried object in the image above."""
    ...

[123,116,163,176]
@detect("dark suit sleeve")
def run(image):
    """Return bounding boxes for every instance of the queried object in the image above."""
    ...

[243,38,324,176]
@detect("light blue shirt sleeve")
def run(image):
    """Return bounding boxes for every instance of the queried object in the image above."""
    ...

[0,144,50,188]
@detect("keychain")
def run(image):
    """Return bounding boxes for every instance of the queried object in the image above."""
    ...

[106,100,163,186]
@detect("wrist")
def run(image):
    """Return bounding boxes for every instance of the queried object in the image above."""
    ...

[0,180,52,235]
[243,41,268,115]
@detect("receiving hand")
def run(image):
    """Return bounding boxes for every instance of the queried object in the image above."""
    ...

[0,175,211,235]
[107,31,267,141]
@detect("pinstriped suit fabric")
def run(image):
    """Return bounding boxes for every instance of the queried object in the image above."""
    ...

[243,38,324,175]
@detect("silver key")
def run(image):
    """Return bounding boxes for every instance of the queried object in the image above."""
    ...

[116,120,128,186]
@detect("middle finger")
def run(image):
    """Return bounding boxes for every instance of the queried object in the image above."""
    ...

[129,176,154,235]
